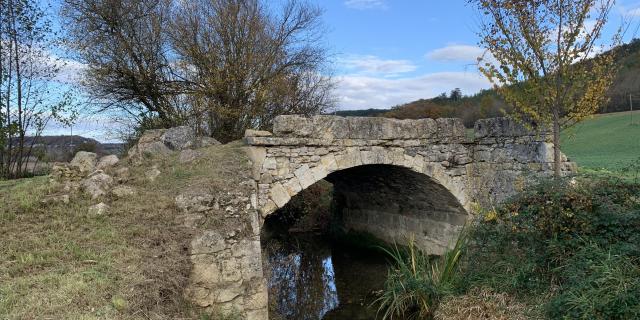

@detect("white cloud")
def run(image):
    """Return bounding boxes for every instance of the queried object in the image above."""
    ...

[344,0,387,10]
[334,72,491,110]
[426,45,487,63]
[53,57,87,84]
[340,55,417,77]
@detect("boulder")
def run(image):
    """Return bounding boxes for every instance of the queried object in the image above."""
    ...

[70,151,98,173]
[81,171,114,199]
[88,202,109,216]
[96,155,119,170]
[178,149,203,164]
[127,129,171,159]
[163,126,196,150]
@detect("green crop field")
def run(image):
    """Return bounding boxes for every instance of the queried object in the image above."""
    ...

[561,111,640,171]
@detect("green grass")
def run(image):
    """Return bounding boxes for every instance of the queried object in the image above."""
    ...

[561,111,640,171]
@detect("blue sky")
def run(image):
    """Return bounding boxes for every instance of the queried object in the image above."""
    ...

[43,0,640,141]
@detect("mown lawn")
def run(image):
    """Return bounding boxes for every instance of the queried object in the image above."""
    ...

[561,110,640,171]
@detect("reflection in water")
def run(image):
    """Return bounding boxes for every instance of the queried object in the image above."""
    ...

[263,234,389,320]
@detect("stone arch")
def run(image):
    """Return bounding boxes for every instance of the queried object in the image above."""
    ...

[255,145,471,217]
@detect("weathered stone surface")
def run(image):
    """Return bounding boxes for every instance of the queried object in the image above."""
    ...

[81,171,114,199]
[96,155,119,170]
[184,115,577,320]
[70,151,98,173]
[163,126,196,150]
[88,202,109,216]
[176,191,215,213]
[245,129,273,137]
[111,185,136,198]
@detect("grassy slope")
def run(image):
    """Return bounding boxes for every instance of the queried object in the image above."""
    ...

[561,111,640,171]
[0,142,249,319]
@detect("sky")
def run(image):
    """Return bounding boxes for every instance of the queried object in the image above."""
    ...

[42,0,640,141]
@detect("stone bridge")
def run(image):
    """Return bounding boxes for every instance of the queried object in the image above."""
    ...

[245,115,575,254]
[189,115,575,319]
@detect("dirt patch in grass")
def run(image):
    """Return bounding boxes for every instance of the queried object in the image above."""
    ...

[0,141,252,319]
[435,288,543,320]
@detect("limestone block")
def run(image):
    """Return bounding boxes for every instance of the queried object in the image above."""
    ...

[244,129,272,137]
[96,154,119,170]
[262,157,277,171]
[294,164,316,189]
[70,151,98,173]
[311,115,350,140]
[320,154,338,172]
[270,182,291,208]
[81,171,114,199]
[260,200,277,217]
[311,164,328,181]
[273,115,313,136]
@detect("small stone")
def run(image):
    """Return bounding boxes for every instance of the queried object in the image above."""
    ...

[145,166,161,182]
[96,155,119,170]
[111,185,136,198]
[88,202,109,216]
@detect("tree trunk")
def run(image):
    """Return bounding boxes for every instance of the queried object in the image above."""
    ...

[552,107,562,178]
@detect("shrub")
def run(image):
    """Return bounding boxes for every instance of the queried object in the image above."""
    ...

[459,176,640,319]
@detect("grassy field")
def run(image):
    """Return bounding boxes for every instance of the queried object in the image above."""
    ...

[561,110,640,171]
[0,142,249,319]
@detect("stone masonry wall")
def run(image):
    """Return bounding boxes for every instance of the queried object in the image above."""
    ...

[238,115,576,319]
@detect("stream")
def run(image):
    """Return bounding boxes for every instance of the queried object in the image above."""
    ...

[262,232,391,320]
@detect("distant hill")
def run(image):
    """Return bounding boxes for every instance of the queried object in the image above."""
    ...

[339,39,640,127]
[18,135,125,162]
[332,108,389,117]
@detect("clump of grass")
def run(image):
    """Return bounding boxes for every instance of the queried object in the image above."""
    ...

[374,227,470,320]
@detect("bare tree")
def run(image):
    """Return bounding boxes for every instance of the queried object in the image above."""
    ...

[62,0,187,129]
[63,0,334,143]
[170,0,334,142]
[0,0,76,179]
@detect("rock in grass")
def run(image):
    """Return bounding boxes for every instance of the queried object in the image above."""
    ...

[81,171,114,199]
[145,166,161,182]
[111,185,136,198]
[96,155,119,170]
[70,151,98,173]
[41,194,70,205]
[162,126,196,150]
[88,202,109,216]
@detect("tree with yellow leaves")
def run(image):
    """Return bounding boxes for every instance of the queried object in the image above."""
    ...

[471,0,620,177]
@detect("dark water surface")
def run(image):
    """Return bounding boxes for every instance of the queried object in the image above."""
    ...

[262,233,390,320]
